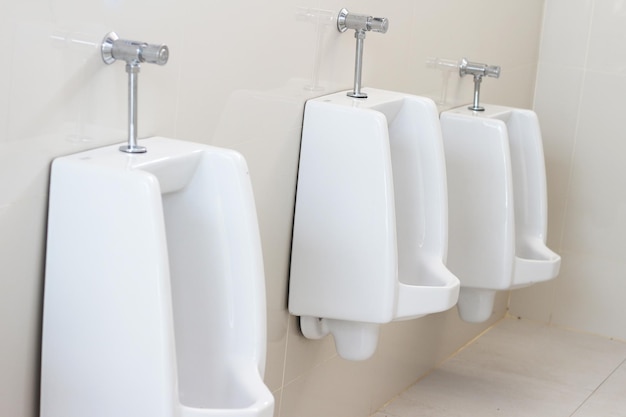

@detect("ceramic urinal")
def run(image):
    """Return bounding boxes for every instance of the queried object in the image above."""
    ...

[40,137,274,417]
[289,89,460,361]
[440,105,561,323]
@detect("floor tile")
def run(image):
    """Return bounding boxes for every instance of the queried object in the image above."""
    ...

[375,318,626,417]
[455,318,626,391]
[382,366,586,417]
[572,360,626,417]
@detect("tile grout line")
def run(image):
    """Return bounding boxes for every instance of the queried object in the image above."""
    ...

[555,0,596,255]
[569,357,626,417]
[372,316,509,417]
[275,313,292,417]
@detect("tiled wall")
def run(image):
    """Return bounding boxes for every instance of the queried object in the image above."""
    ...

[0,1,544,417]
[510,0,626,342]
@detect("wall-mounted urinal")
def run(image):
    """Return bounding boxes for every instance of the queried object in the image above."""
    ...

[40,137,274,417]
[288,88,460,361]
[440,105,561,323]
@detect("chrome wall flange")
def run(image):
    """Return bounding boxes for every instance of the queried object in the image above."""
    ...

[101,32,119,65]
[337,8,350,33]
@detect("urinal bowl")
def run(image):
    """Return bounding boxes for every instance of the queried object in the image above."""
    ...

[289,89,460,360]
[440,105,561,323]
[41,137,274,417]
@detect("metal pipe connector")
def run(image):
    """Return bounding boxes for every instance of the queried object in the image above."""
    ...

[459,57,500,111]
[101,32,169,153]
[337,8,389,99]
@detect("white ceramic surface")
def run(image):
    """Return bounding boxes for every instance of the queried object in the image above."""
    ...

[441,105,560,323]
[289,89,459,360]
[40,137,274,417]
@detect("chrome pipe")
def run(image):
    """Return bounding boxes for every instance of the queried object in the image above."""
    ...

[349,31,367,99]
[469,74,483,111]
[119,63,145,153]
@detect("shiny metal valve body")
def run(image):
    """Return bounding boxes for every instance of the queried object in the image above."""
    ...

[459,57,501,111]
[101,32,169,153]
[337,8,389,99]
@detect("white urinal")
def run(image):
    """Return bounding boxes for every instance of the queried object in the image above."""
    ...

[289,88,460,361]
[440,105,561,323]
[41,137,274,417]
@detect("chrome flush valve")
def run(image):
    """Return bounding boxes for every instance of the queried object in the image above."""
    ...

[337,8,388,34]
[101,32,169,153]
[101,32,169,66]
[337,8,389,98]
[459,58,501,111]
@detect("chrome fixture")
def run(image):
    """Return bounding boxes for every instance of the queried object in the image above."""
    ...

[459,58,500,112]
[337,8,388,99]
[101,32,169,153]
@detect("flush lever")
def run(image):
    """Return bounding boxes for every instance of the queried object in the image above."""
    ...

[337,8,389,99]
[459,58,500,111]
[101,32,169,153]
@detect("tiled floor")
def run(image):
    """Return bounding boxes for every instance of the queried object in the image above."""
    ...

[373,317,626,417]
